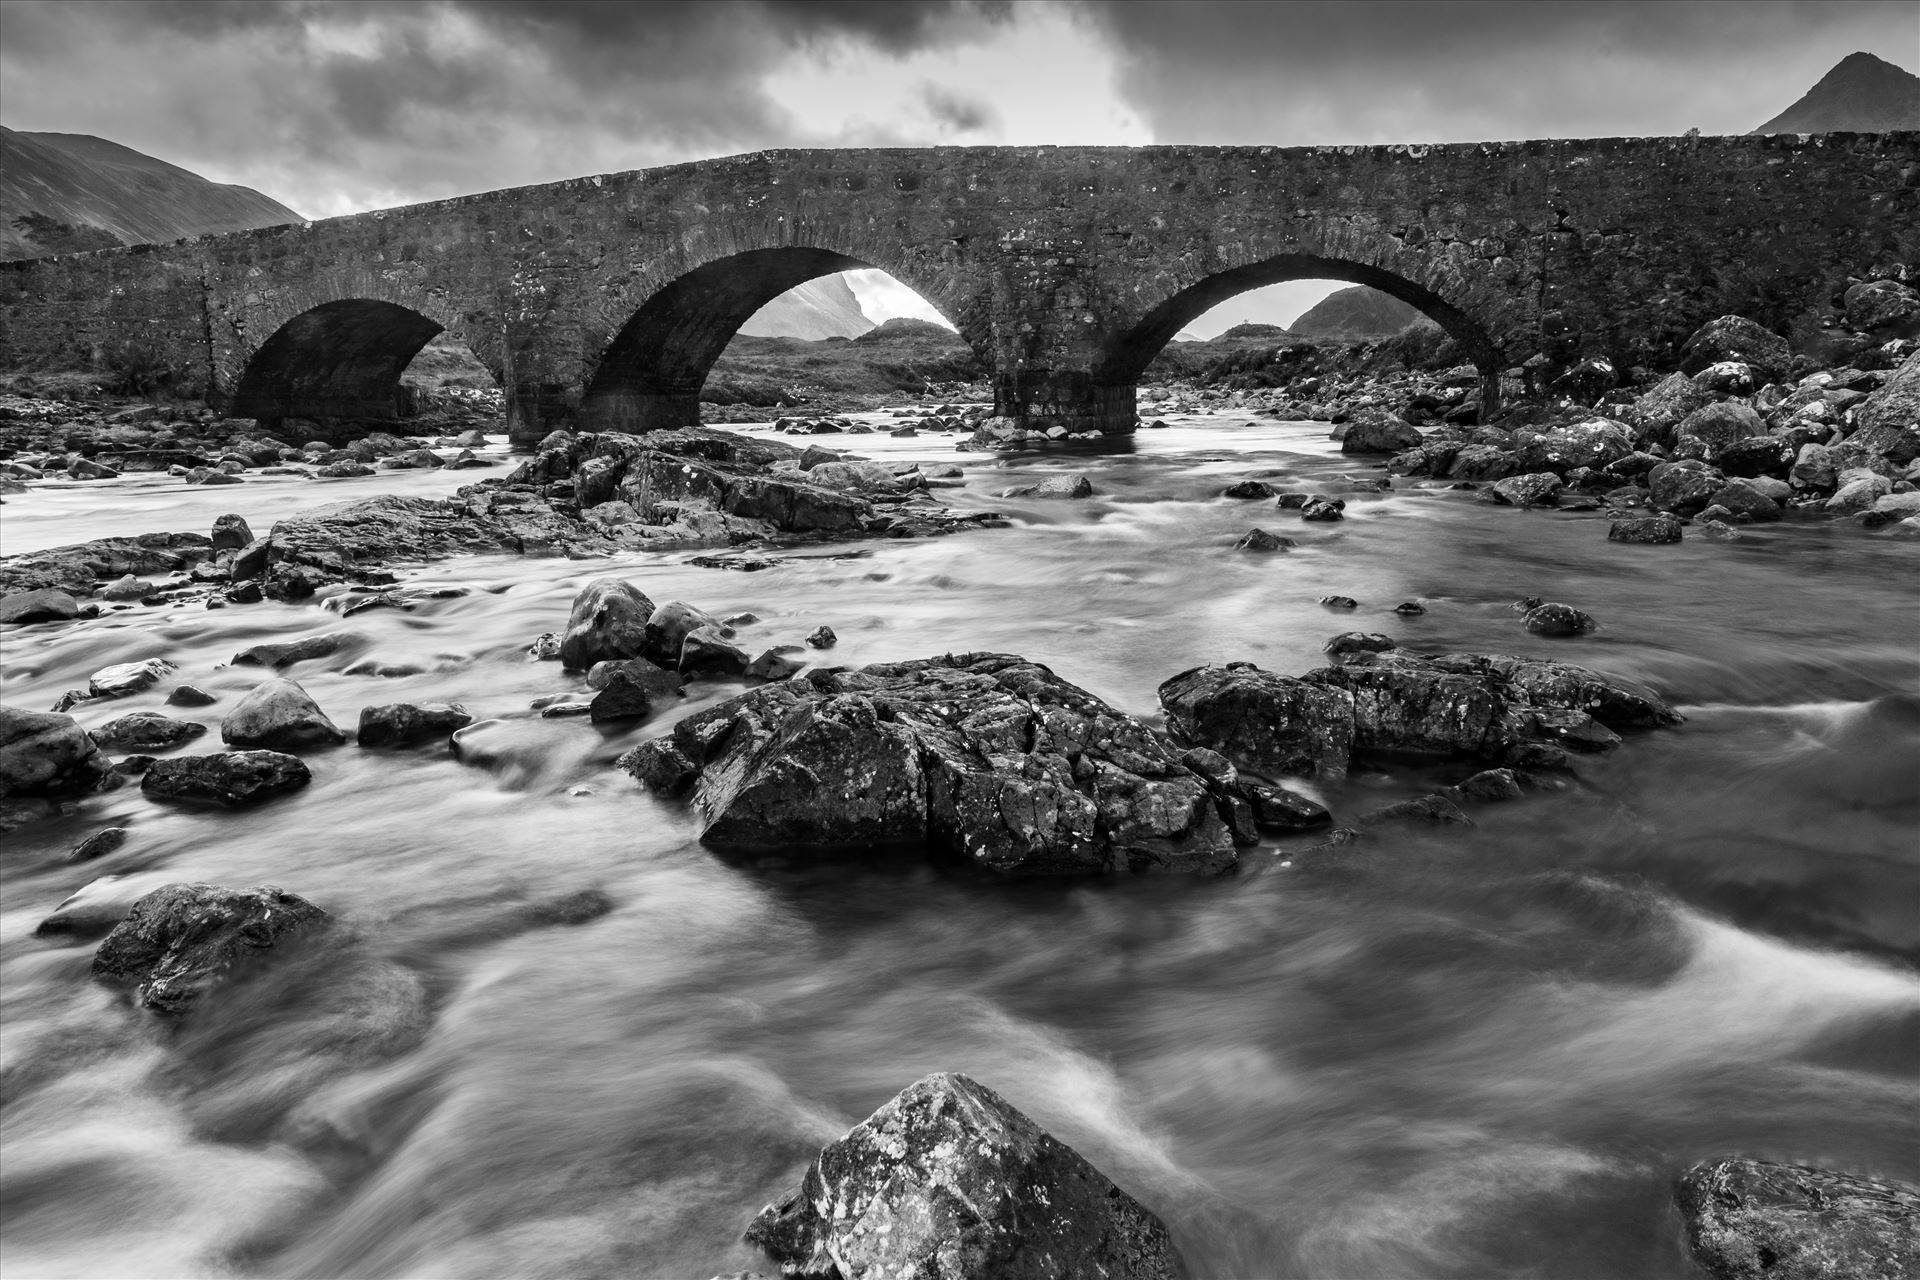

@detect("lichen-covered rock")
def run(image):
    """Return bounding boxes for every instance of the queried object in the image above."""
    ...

[90,882,328,1015]
[1679,315,1791,381]
[625,653,1235,875]
[356,702,473,747]
[1339,411,1423,454]
[0,706,107,797]
[1609,512,1685,543]
[1846,353,1920,465]
[1524,603,1597,636]
[1675,403,1766,463]
[744,1072,1181,1280]
[1649,460,1725,515]
[222,679,346,751]
[141,750,311,807]
[1676,1158,1920,1280]
[1844,280,1920,333]
[1487,471,1563,508]
[560,577,657,669]
[1512,418,1634,472]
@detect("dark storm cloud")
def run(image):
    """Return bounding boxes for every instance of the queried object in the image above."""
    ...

[922,86,999,134]
[1074,0,1920,142]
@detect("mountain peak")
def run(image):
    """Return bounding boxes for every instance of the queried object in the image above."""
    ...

[1753,51,1920,134]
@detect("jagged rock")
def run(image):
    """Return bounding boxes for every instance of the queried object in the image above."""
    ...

[1676,1158,1920,1280]
[1524,603,1597,636]
[1319,595,1359,609]
[231,632,356,669]
[680,625,751,676]
[1300,497,1346,521]
[0,587,81,624]
[91,712,207,751]
[1324,632,1397,658]
[0,531,213,597]
[0,706,107,797]
[1222,479,1275,498]
[90,882,328,1015]
[142,751,311,807]
[560,578,657,669]
[1715,436,1796,479]
[1675,402,1767,463]
[624,653,1235,875]
[747,649,806,681]
[1679,315,1790,381]
[88,658,175,699]
[1844,280,1920,332]
[643,600,718,666]
[1001,473,1094,499]
[1161,649,1678,779]
[588,672,661,722]
[1361,794,1473,825]
[222,679,346,751]
[805,625,838,649]
[744,1072,1180,1280]
[1609,513,1685,543]
[356,702,473,747]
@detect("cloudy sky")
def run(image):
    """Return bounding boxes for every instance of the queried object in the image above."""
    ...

[4,0,1914,332]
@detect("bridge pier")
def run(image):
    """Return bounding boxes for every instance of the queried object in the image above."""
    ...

[997,371,1139,436]
[573,388,702,440]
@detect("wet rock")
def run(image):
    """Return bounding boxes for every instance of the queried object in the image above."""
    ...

[100,573,154,602]
[87,658,176,701]
[316,461,375,478]
[68,456,119,480]
[231,632,355,669]
[1843,279,1920,332]
[0,531,213,597]
[1246,782,1332,831]
[747,649,806,681]
[680,625,751,677]
[1609,513,1685,543]
[210,513,254,552]
[630,653,1235,875]
[1300,497,1346,522]
[1339,412,1422,454]
[222,679,346,751]
[1449,768,1526,802]
[1709,479,1784,522]
[1715,436,1796,480]
[1361,794,1473,826]
[164,684,218,708]
[744,1071,1180,1280]
[560,577,657,669]
[1234,528,1293,551]
[586,656,683,698]
[527,631,562,661]
[1701,519,1742,540]
[1000,473,1093,499]
[1514,419,1634,472]
[1827,473,1893,516]
[1164,649,1678,780]
[91,882,329,1015]
[615,736,701,795]
[1846,353,1920,464]
[1675,402,1767,463]
[1446,444,1517,482]
[643,600,719,665]
[588,672,662,722]
[1324,632,1397,658]
[1679,315,1790,381]
[69,826,130,863]
[1524,603,1597,636]
[356,702,473,747]
[1675,1158,1919,1280]
[142,751,311,807]
[1394,601,1427,616]
[34,871,178,938]
[1319,595,1359,608]
[806,625,838,649]
[0,587,82,625]
[91,712,207,751]
[0,706,107,797]
[1222,479,1275,498]
[1488,472,1563,508]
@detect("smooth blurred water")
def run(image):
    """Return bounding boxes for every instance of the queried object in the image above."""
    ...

[2,415,1915,1279]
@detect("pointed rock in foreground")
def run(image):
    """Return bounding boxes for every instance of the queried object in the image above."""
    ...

[746,1072,1181,1280]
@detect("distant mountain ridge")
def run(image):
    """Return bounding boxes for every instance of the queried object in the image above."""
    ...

[739,273,873,340]
[1753,51,1920,134]
[1289,286,1429,339]
[0,127,302,260]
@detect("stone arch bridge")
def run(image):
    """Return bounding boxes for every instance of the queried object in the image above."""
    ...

[1,136,1913,445]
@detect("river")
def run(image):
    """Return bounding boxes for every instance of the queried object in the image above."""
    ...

[2,413,1915,1279]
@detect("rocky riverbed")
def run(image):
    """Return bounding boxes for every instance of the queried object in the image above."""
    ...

[2,326,1917,1276]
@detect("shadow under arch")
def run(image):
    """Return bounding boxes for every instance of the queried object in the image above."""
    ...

[1097,255,1504,419]
[229,298,448,425]
[579,247,972,435]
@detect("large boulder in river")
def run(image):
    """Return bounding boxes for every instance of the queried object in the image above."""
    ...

[745,1072,1180,1280]
[1675,1158,1919,1280]
[1160,649,1678,778]
[91,882,329,1016]
[1674,402,1766,463]
[1625,372,1714,437]
[559,577,656,670]
[1649,459,1726,515]
[620,653,1236,875]
[356,702,473,747]
[1339,411,1423,454]
[1679,315,1790,381]
[0,587,82,625]
[0,706,107,797]
[1845,353,1920,465]
[222,678,346,751]
[91,711,207,751]
[1511,418,1634,473]
[142,751,311,807]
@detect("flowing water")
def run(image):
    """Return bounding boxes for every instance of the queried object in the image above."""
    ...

[2,415,1916,1279]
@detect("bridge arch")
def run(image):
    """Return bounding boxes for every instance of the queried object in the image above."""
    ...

[228,297,496,427]
[1096,254,1505,420]
[577,246,983,435]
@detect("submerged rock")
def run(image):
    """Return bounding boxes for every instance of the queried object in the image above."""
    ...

[1001,473,1094,499]
[1675,1158,1920,1280]
[745,1072,1181,1280]
[1524,603,1598,636]
[91,712,208,751]
[141,751,312,807]
[1233,528,1293,552]
[620,653,1236,876]
[1608,513,1685,544]
[91,882,329,1015]
[356,702,473,747]
[231,632,357,669]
